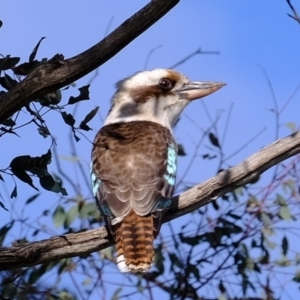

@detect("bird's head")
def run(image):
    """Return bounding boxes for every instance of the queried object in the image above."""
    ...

[104,69,225,129]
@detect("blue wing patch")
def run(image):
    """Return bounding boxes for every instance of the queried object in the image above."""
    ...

[163,143,177,186]
[152,143,177,212]
[151,197,172,212]
[90,168,101,197]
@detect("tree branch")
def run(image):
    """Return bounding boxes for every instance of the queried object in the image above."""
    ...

[286,0,300,24]
[0,0,179,123]
[1,131,300,271]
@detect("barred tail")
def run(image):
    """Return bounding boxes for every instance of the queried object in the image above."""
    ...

[116,210,154,273]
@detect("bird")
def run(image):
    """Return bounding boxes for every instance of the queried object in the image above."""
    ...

[91,69,225,273]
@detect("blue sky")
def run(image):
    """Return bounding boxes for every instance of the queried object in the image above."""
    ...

[1,1,300,299]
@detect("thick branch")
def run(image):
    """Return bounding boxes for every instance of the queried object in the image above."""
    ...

[1,131,300,271]
[0,0,179,123]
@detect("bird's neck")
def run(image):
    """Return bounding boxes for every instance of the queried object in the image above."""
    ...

[104,95,173,130]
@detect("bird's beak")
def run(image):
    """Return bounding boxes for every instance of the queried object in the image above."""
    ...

[176,81,226,101]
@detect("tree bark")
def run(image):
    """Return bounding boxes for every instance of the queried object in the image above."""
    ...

[1,130,300,271]
[0,0,179,123]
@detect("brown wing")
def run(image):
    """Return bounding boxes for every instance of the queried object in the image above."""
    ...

[91,121,176,238]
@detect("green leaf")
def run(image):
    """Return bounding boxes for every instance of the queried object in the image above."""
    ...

[286,122,297,133]
[11,168,38,191]
[40,174,67,195]
[260,212,273,228]
[251,239,258,248]
[208,132,220,148]
[282,236,288,256]
[29,37,46,62]
[50,174,68,195]
[28,261,58,284]
[57,258,73,274]
[61,112,76,127]
[0,200,8,211]
[254,263,261,273]
[0,56,20,71]
[82,278,91,286]
[100,247,114,260]
[37,126,51,138]
[64,205,78,228]
[136,279,145,293]
[239,243,249,257]
[58,291,76,300]
[264,236,276,249]
[247,194,259,209]
[36,90,62,106]
[246,257,254,270]
[0,221,14,246]
[52,205,66,228]
[0,73,18,90]
[10,185,17,198]
[177,143,186,156]
[39,175,55,190]
[68,85,90,104]
[188,263,200,281]
[78,202,98,219]
[81,106,99,124]
[278,206,292,221]
[169,252,183,268]
[154,245,165,274]
[242,274,248,295]
[212,199,219,210]
[274,193,287,206]
[28,267,43,284]
[111,287,122,300]
[179,233,202,246]
[259,252,270,264]
[73,132,80,142]
[234,187,244,196]
[53,182,68,196]
[202,153,217,160]
[218,281,226,293]
[25,193,40,205]
[79,122,91,131]
[293,270,300,283]
[10,150,52,181]
[219,217,243,234]
[32,229,39,236]
[275,255,291,267]
[13,60,45,76]
[248,174,260,184]
[283,179,295,194]
[227,212,241,220]
[10,155,32,169]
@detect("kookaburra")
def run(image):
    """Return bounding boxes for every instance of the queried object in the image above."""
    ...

[91,69,225,273]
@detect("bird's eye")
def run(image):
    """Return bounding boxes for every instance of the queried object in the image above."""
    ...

[158,78,174,91]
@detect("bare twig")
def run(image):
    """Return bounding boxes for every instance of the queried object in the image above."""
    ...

[287,0,300,24]
[169,48,219,69]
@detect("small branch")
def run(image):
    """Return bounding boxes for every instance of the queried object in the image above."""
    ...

[1,131,300,271]
[170,48,219,69]
[0,0,180,123]
[286,0,300,24]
